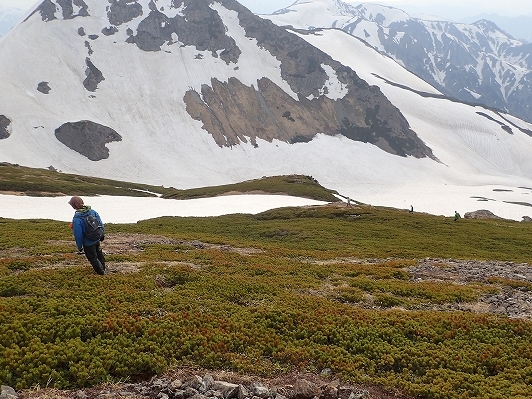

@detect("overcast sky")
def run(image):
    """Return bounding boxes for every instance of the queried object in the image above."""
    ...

[2,0,532,17]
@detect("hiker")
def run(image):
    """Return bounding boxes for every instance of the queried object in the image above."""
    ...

[347,197,351,207]
[454,211,461,221]
[69,196,106,275]
[409,205,414,213]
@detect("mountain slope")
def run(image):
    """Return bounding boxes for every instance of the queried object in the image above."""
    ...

[266,0,532,124]
[1,0,532,221]
[292,28,532,219]
[0,0,431,182]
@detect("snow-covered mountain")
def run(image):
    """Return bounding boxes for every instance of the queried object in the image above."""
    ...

[2,0,532,221]
[266,0,532,124]
[461,13,532,43]
[0,5,25,37]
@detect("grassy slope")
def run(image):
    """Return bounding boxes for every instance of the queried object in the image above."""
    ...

[0,164,339,202]
[1,167,532,399]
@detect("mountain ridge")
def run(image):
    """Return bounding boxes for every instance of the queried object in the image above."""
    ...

[266,0,532,124]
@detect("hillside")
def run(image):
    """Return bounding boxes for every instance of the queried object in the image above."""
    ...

[2,204,532,398]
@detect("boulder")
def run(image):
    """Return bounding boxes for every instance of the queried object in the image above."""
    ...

[463,209,501,219]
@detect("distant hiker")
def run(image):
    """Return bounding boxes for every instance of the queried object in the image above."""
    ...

[347,197,351,207]
[454,211,461,221]
[409,205,414,213]
[69,196,106,275]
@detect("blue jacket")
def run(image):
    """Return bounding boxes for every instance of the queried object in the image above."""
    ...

[72,207,105,251]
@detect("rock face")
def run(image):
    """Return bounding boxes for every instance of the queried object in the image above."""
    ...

[464,209,502,219]
[0,115,11,139]
[83,58,105,92]
[35,0,89,21]
[54,120,122,161]
[183,0,434,158]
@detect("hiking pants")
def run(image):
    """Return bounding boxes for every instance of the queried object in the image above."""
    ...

[84,241,106,275]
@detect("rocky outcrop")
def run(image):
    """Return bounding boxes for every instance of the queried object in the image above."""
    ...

[107,0,143,26]
[126,0,241,61]
[0,115,11,139]
[16,373,385,399]
[183,0,434,158]
[34,0,89,21]
[54,120,122,161]
[37,81,51,94]
[83,58,105,92]
[463,209,502,219]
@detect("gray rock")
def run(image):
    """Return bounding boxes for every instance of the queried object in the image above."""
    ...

[83,57,105,92]
[211,381,239,399]
[237,385,249,399]
[348,390,369,399]
[183,375,204,391]
[249,382,270,398]
[204,374,215,391]
[0,115,11,139]
[464,209,502,219]
[0,386,17,399]
[54,120,122,161]
[294,380,320,399]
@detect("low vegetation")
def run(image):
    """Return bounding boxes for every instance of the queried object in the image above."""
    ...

[0,163,171,197]
[0,164,337,202]
[1,168,532,399]
[162,175,339,202]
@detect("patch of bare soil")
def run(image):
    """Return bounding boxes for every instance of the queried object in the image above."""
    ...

[102,233,263,257]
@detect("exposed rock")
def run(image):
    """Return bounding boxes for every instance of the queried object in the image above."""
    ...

[130,9,174,52]
[522,216,532,222]
[107,0,144,26]
[17,373,402,399]
[36,0,58,22]
[410,258,532,319]
[78,26,85,36]
[180,0,434,158]
[54,120,122,161]
[211,381,239,399]
[34,0,89,21]
[463,209,502,219]
[125,0,241,61]
[0,115,11,139]
[37,81,51,94]
[294,379,320,399]
[0,385,17,399]
[83,58,105,92]
[102,26,118,36]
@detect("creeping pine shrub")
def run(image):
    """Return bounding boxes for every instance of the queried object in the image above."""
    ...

[7,260,31,271]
